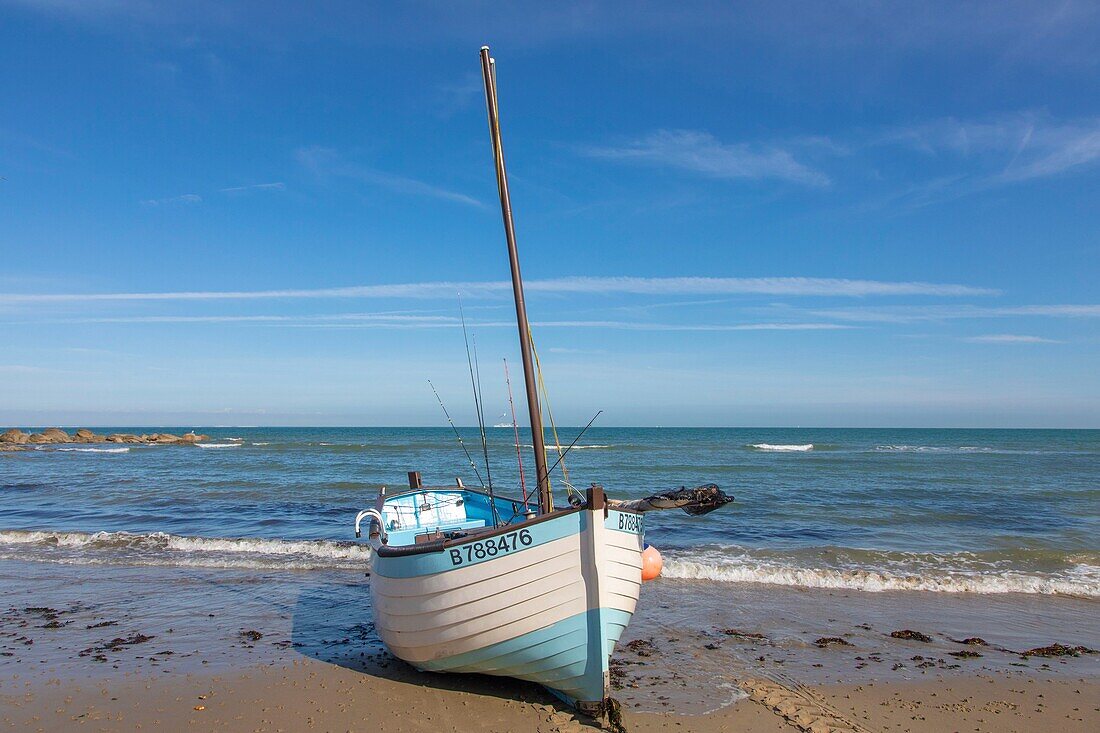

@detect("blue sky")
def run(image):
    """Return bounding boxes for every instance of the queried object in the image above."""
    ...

[1,1,1098,427]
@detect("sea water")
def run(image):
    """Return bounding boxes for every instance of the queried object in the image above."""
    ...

[2,427,1098,712]
[2,427,1096,596]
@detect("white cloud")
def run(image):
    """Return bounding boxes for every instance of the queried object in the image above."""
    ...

[0,275,996,305]
[581,129,830,186]
[140,193,202,206]
[219,182,286,193]
[963,334,1061,343]
[296,146,482,208]
[812,304,1100,322]
[879,112,1100,184]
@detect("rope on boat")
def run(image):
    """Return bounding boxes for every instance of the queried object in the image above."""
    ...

[530,335,565,509]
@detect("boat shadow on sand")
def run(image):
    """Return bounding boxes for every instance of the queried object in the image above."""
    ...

[288,576,568,709]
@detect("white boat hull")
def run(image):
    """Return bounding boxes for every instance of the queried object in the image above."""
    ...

[369,489,643,708]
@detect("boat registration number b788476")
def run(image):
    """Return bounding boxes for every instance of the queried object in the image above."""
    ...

[449,529,533,566]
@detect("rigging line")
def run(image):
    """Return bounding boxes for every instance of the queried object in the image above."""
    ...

[471,333,501,527]
[427,379,485,488]
[530,336,569,487]
[460,300,500,527]
[545,410,603,479]
[503,358,529,511]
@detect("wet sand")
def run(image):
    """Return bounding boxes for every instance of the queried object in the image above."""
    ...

[1,558,1098,731]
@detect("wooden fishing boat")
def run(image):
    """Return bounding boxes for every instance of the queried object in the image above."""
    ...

[353,46,730,714]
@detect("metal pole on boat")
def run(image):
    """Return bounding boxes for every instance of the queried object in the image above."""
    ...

[479,46,552,514]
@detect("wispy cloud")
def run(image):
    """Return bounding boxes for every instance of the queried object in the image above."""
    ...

[581,129,830,186]
[434,72,484,117]
[811,304,1100,323]
[0,275,996,305]
[218,182,286,194]
[878,112,1100,185]
[140,193,202,206]
[296,145,482,208]
[963,334,1061,344]
[18,312,853,332]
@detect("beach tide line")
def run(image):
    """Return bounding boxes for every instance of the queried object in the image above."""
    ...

[663,556,1100,597]
[0,529,370,562]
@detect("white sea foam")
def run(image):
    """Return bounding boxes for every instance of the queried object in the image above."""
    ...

[875,445,994,453]
[523,444,613,450]
[663,553,1100,597]
[196,443,242,449]
[751,443,814,452]
[0,529,371,571]
[252,442,270,446]
[56,447,130,453]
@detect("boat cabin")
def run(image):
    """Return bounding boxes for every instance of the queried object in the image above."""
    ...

[378,473,533,546]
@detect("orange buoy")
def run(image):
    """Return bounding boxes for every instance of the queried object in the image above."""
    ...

[640,544,663,582]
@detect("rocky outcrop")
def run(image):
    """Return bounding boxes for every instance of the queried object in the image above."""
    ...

[1,428,212,452]
[73,428,105,443]
[42,428,70,442]
[0,429,29,444]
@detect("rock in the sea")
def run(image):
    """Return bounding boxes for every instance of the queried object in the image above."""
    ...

[41,428,71,443]
[27,433,52,444]
[73,429,105,443]
[105,433,142,443]
[0,443,24,452]
[154,433,181,443]
[0,429,30,444]
[179,433,211,443]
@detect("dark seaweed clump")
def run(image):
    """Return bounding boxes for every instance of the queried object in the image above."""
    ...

[814,637,852,648]
[890,629,932,642]
[625,638,657,657]
[1022,643,1096,658]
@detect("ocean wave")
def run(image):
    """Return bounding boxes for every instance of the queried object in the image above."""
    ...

[875,444,994,453]
[751,443,813,452]
[196,443,242,449]
[522,444,613,451]
[56,447,130,453]
[0,529,371,571]
[252,442,270,446]
[662,547,1100,597]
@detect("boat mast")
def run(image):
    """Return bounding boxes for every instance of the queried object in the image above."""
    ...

[479,46,551,514]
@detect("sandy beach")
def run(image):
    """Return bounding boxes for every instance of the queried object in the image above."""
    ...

[1,557,1096,732]
[4,657,1097,732]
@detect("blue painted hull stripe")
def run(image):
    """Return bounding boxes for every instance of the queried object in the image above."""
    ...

[418,607,633,703]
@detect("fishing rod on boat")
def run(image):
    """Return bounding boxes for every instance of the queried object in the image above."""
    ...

[427,379,486,488]
[545,409,602,479]
[503,358,529,510]
[460,302,502,527]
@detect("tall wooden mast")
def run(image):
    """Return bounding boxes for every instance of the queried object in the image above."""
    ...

[479,46,551,514]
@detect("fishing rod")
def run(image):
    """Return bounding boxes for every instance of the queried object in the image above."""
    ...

[427,379,485,488]
[544,409,602,479]
[460,302,501,526]
[503,358,529,510]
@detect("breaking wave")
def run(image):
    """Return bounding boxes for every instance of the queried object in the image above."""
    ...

[196,443,242,449]
[875,444,994,453]
[663,547,1100,597]
[523,444,614,451]
[0,529,371,571]
[56,447,130,453]
[751,443,814,452]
